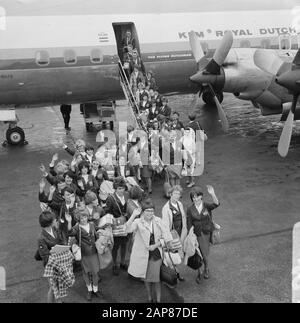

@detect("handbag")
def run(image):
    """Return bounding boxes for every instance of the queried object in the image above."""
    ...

[210,222,221,245]
[187,250,203,270]
[110,194,128,237]
[34,249,42,261]
[71,225,82,261]
[160,248,178,286]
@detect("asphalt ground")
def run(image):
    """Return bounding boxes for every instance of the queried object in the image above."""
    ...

[0,94,300,303]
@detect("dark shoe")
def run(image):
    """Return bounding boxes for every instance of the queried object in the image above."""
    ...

[93,291,104,299]
[120,263,128,271]
[86,291,92,301]
[177,274,185,282]
[113,265,119,276]
[204,269,210,280]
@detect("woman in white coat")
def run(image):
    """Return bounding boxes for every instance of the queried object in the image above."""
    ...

[126,199,173,303]
[161,185,187,281]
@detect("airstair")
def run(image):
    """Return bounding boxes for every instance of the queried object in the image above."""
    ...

[117,59,148,133]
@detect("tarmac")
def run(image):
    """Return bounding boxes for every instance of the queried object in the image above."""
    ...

[0,93,300,303]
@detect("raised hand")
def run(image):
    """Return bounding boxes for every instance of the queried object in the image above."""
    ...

[65,212,72,223]
[39,164,46,174]
[49,185,56,195]
[39,178,46,191]
[207,185,215,196]
[52,153,59,162]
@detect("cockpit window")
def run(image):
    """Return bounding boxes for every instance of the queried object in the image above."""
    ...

[35,50,50,66]
[90,49,103,63]
[64,49,77,65]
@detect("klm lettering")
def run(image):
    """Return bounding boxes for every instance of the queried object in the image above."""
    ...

[178,31,205,39]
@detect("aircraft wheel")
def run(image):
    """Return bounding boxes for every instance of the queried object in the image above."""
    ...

[6,127,25,145]
[202,91,224,105]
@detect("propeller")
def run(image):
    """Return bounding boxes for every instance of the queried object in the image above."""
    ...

[188,30,233,132]
[254,49,300,157]
[278,94,298,157]
[254,49,284,75]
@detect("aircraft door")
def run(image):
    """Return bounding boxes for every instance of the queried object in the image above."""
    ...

[112,23,141,60]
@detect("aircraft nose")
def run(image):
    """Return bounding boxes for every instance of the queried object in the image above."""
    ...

[190,71,225,91]
[190,71,218,84]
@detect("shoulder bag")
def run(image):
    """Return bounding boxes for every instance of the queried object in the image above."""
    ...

[110,194,127,237]
[187,249,203,270]
[160,247,178,287]
[71,224,82,261]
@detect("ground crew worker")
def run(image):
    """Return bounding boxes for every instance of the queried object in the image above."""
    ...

[60,104,72,131]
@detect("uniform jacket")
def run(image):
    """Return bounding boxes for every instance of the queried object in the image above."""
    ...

[139,100,152,112]
[69,222,99,257]
[37,227,62,266]
[186,202,220,237]
[58,202,77,244]
[153,94,163,108]
[148,106,161,121]
[126,216,173,279]
[106,192,130,218]
[77,174,99,194]
[159,105,172,118]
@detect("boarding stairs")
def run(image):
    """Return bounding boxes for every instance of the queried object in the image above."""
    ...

[118,60,148,133]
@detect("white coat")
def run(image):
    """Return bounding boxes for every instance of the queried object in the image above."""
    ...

[161,200,188,244]
[126,216,173,279]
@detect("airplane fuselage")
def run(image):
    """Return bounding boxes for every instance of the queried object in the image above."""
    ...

[0,5,298,108]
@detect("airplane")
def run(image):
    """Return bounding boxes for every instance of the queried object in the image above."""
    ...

[254,48,300,157]
[0,0,299,145]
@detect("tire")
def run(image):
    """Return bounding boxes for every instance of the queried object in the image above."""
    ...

[202,91,223,105]
[6,127,25,145]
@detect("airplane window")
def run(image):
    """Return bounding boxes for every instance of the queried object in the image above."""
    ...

[90,49,103,63]
[35,50,50,66]
[64,49,77,65]
[261,39,271,49]
[240,40,251,48]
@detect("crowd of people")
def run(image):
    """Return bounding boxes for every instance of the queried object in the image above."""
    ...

[36,132,220,303]
[35,29,220,304]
